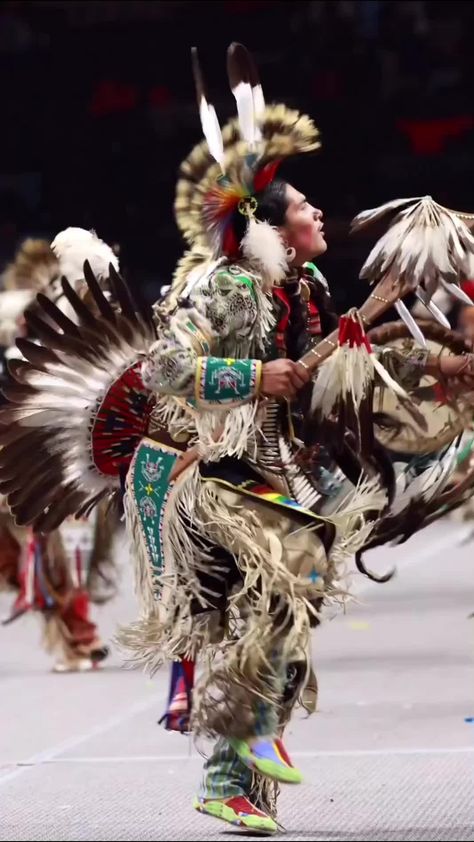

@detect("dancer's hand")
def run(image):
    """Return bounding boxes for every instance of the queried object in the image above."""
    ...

[261,359,310,398]
[439,354,474,385]
[439,355,469,376]
[428,354,474,397]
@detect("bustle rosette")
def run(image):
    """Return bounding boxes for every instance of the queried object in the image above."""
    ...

[0,262,156,531]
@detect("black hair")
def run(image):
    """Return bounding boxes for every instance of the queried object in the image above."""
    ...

[231,178,289,249]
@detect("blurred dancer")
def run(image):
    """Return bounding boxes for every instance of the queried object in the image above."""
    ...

[0,235,118,671]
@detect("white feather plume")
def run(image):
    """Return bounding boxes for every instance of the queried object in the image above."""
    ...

[252,84,265,120]
[192,47,224,169]
[232,80,256,146]
[252,84,265,142]
[241,218,289,284]
[351,197,423,232]
[198,98,225,168]
[51,227,119,282]
[227,42,265,149]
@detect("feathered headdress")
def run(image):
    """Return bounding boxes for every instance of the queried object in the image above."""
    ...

[174,43,320,281]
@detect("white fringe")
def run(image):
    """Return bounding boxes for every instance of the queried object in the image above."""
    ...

[311,343,410,417]
[311,344,373,416]
[324,475,388,600]
[153,395,262,463]
[117,464,329,676]
[195,401,262,462]
[332,473,388,524]
[251,279,276,354]
[152,396,196,442]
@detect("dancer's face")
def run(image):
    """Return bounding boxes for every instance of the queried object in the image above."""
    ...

[279,184,327,266]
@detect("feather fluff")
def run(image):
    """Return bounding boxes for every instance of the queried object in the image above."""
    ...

[241,218,288,284]
[51,228,119,282]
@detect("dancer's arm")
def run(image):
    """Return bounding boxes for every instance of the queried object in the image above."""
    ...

[142,263,308,405]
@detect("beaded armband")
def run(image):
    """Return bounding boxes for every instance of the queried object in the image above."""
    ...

[195,357,262,406]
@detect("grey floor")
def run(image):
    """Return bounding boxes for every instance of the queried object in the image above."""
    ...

[1,519,473,841]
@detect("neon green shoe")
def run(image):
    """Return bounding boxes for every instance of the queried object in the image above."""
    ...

[229,737,303,784]
[193,794,278,834]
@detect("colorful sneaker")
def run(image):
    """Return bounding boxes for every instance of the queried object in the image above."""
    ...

[229,737,303,785]
[193,794,278,834]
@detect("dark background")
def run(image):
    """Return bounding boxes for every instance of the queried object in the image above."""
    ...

[0,0,473,311]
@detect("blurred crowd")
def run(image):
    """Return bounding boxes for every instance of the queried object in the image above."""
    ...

[0,1,473,308]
